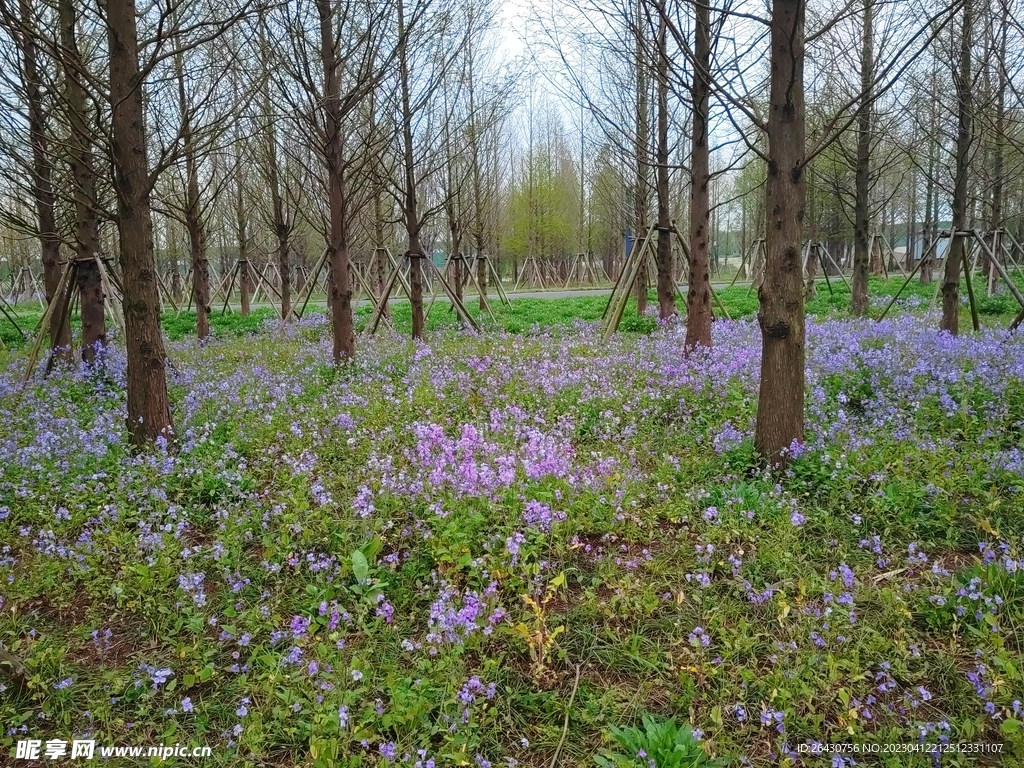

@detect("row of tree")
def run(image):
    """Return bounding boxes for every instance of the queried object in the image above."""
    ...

[1,0,1021,461]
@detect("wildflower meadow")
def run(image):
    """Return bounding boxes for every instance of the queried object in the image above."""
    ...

[2,309,1023,767]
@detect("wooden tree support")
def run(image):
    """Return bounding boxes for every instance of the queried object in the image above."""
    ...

[563,252,603,288]
[367,251,479,335]
[601,223,658,340]
[427,253,496,323]
[802,241,850,295]
[0,290,26,339]
[513,256,546,291]
[156,271,180,313]
[876,230,1010,328]
[432,261,484,329]
[729,239,767,289]
[672,228,731,321]
[295,248,329,319]
[872,233,908,278]
[470,254,509,306]
[219,260,254,315]
[20,256,123,384]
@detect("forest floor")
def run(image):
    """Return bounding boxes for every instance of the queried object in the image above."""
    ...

[2,283,1024,766]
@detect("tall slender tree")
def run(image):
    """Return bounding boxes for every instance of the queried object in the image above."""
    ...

[106,0,173,442]
[685,0,712,347]
[755,0,806,463]
[940,0,974,334]
[9,0,69,353]
[58,0,104,359]
[654,0,676,322]
[851,0,874,316]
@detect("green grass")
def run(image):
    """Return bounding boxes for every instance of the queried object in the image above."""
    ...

[2,305,1024,765]
[2,275,1022,351]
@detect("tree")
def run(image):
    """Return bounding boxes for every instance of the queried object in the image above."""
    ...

[390,0,465,339]
[685,0,712,347]
[632,0,651,315]
[940,0,974,334]
[171,37,212,339]
[754,0,807,462]
[2,0,70,354]
[851,0,874,316]
[260,66,299,322]
[105,0,173,442]
[58,0,104,359]
[654,0,677,322]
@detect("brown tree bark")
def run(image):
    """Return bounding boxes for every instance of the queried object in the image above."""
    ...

[317,0,355,360]
[19,0,69,354]
[106,0,173,443]
[59,0,105,360]
[449,219,464,307]
[186,190,210,339]
[234,134,250,318]
[655,2,676,321]
[921,82,938,287]
[851,0,873,316]
[685,0,712,346]
[174,46,210,339]
[755,0,806,465]
[632,0,650,315]
[264,86,290,321]
[397,0,426,339]
[941,0,973,335]
[988,6,1008,232]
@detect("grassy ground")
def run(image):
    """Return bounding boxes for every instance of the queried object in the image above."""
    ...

[1,301,1023,765]
[3,275,1022,350]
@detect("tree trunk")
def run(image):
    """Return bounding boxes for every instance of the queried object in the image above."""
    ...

[239,259,251,316]
[989,7,1008,232]
[59,0,105,360]
[174,45,210,339]
[655,3,675,321]
[187,198,210,339]
[317,0,355,360]
[851,0,873,316]
[106,0,173,443]
[907,168,917,272]
[449,214,463,307]
[372,190,389,319]
[397,0,425,339]
[755,0,806,465]
[685,0,712,346]
[941,0,973,335]
[633,0,649,315]
[265,95,290,321]
[921,62,940,286]
[235,137,250,317]
[19,0,69,354]
[475,236,487,311]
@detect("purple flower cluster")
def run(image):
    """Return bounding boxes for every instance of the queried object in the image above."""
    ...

[425,581,504,651]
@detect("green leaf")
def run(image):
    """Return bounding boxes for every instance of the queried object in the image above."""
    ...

[360,537,383,563]
[352,550,370,582]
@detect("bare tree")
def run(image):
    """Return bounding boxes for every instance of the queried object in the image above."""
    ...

[685,0,712,347]
[1,0,70,353]
[851,0,874,316]
[754,0,807,462]
[940,0,974,334]
[391,0,466,339]
[105,0,173,441]
[58,0,104,358]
